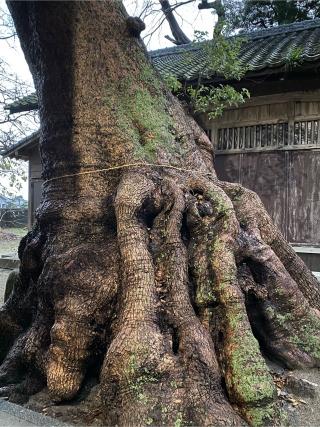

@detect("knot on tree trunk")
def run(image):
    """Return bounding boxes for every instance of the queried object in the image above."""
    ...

[126,16,146,38]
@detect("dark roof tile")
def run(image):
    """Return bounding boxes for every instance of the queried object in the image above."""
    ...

[150,19,320,80]
[6,93,38,114]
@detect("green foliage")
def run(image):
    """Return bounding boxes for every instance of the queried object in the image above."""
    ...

[193,30,209,43]
[204,28,248,81]
[285,46,303,69]
[177,0,315,120]
[188,84,250,119]
[224,0,320,32]
[244,0,320,28]
[163,74,182,93]
[162,17,250,120]
[187,20,250,119]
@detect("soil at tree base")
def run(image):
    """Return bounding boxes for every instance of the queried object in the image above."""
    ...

[21,365,320,427]
[16,362,320,427]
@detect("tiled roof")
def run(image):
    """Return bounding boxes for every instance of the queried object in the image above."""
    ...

[151,18,320,81]
[1,130,39,157]
[6,93,38,114]
[5,19,320,114]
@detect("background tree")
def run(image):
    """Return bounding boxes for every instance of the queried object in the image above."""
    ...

[0,2,320,426]
[159,0,192,44]
[0,4,37,197]
[224,0,320,31]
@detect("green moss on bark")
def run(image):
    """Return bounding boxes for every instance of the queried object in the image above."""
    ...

[226,328,276,404]
[244,403,277,426]
[104,73,181,161]
[265,307,320,361]
[224,308,277,426]
[291,313,320,360]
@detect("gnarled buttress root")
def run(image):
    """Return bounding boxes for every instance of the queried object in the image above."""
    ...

[0,172,319,426]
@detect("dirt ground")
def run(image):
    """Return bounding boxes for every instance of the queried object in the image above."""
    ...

[23,364,320,427]
[0,227,26,257]
[267,361,320,427]
[286,369,320,426]
[0,228,25,304]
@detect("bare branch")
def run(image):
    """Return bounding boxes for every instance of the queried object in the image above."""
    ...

[159,0,191,44]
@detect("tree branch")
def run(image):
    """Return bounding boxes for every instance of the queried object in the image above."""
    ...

[159,0,191,45]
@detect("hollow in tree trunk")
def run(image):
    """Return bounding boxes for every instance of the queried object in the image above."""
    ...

[2,1,320,425]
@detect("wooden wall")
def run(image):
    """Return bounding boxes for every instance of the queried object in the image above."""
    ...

[27,145,43,229]
[202,91,320,256]
[214,150,320,245]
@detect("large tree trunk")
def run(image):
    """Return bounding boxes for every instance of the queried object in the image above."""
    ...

[2,1,320,425]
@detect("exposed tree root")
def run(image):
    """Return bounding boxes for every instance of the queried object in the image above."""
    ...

[222,183,320,309]
[0,171,319,426]
[46,238,120,401]
[4,0,320,424]
[221,183,320,367]
[155,179,242,426]
[185,178,276,425]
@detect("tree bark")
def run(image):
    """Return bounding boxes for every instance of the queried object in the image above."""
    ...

[2,1,320,426]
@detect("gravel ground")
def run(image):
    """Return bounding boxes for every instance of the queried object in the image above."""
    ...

[0,410,35,426]
[286,368,320,427]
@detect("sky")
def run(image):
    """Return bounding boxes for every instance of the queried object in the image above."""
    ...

[125,0,216,49]
[0,0,216,200]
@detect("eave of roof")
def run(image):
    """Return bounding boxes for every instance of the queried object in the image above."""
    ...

[1,130,40,158]
[5,93,38,114]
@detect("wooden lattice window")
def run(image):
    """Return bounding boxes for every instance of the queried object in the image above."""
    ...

[293,120,319,145]
[217,119,320,151]
[217,123,289,151]
[205,129,212,141]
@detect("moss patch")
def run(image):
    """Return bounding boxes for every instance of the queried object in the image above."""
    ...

[224,304,276,422]
[227,327,276,404]
[266,306,320,361]
[124,353,159,403]
[129,88,175,160]
[104,75,180,162]
[244,402,277,426]
[291,313,320,360]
